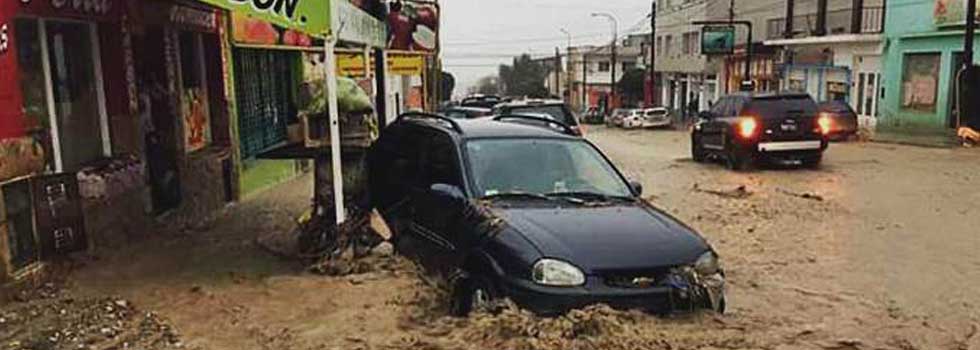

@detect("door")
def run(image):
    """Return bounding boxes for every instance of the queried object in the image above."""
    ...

[411,131,467,279]
[855,71,880,129]
[136,26,182,214]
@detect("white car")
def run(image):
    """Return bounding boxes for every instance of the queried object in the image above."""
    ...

[620,109,648,129]
[642,107,672,128]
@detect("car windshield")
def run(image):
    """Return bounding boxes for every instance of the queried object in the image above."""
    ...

[465,138,633,199]
[507,105,575,125]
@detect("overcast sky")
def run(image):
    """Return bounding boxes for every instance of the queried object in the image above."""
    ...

[440,0,652,96]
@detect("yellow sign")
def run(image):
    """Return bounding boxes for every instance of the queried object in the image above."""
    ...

[387,54,425,76]
[336,52,367,78]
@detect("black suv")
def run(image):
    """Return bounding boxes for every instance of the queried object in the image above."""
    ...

[691,92,831,170]
[492,99,584,136]
[368,113,725,316]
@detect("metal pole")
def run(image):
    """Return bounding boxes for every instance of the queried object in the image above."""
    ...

[324,36,346,224]
[583,53,588,108]
[745,21,753,91]
[592,13,618,110]
[650,1,657,106]
[963,0,976,128]
[374,48,387,129]
[555,46,561,98]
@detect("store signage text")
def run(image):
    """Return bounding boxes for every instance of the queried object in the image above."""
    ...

[225,0,305,25]
[198,0,328,36]
[170,6,217,31]
[20,0,113,15]
[0,24,9,55]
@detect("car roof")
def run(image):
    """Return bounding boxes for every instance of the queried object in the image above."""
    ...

[400,116,579,140]
[494,99,566,108]
[724,91,813,100]
[447,106,491,112]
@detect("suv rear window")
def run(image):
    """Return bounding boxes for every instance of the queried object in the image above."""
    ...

[507,105,578,126]
[744,96,819,118]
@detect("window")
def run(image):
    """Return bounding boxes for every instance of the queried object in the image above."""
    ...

[598,61,611,72]
[421,132,461,188]
[683,32,699,55]
[900,53,940,112]
[665,35,673,56]
[15,18,109,172]
[656,36,663,57]
[179,31,212,153]
[682,33,692,55]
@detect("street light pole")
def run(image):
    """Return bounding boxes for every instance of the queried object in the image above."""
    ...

[592,12,618,110]
[561,28,573,105]
[650,1,657,106]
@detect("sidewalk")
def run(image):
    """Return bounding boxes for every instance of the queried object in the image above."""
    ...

[870,128,961,148]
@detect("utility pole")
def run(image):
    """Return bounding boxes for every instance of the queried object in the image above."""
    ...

[583,54,588,108]
[555,47,561,98]
[962,0,976,128]
[650,1,657,106]
[592,13,619,110]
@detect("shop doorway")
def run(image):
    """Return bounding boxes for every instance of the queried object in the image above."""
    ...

[135,26,182,214]
[855,71,880,129]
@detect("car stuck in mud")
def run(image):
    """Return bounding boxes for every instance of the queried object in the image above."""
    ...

[367,113,726,316]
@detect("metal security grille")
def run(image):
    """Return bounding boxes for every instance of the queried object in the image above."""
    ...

[233,48,297,159]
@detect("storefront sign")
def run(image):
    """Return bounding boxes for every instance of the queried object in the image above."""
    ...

[701,26,735,55]
[170,5,217,32]
[232,11,313,46]
[196,0,330,36]
[935,0,980,25]
[17,0,119,20]
[387,1,439,52]
[336,52,367,78]
[332,0,385,48]
[387,53,425,76]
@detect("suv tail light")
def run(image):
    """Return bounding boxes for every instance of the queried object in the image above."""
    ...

[817,114,833,135]
[736,117,758,139]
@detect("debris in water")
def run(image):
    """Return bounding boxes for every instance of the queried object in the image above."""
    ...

[693,184,753,199]
[777,188,825,201]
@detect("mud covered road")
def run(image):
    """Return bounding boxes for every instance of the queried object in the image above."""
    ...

[5,127,979,350]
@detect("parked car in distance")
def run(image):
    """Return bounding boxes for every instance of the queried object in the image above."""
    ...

[443,106,493,120]
[368,113,726,316]
[691,92,831,170]
[643,107,673,128]
[461,94,503,109]
[606,108,632,127]
[818,101,859,141]
[620,109,647,129]
[492,99,584,136]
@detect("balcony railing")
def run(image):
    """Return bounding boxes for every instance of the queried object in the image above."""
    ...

[766,6,884,40]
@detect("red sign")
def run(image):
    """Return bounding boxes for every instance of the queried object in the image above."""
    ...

[17,0,123,21]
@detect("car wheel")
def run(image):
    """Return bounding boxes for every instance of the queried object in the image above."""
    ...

[451,276,496,317]
[726,149,752,171]
[691,136,706,163]
[803,155,822,169]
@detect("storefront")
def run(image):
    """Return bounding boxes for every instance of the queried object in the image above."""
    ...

[1,0,137,279]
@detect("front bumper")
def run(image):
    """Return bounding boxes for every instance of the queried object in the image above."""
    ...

[498,273,725,316]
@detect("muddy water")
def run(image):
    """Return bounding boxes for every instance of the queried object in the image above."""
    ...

[17,128,978,350]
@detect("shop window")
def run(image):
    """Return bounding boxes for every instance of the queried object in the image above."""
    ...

[900,53,940,113]
[178,31,212,153]
[15,18,109,172]
[233,48,297,159]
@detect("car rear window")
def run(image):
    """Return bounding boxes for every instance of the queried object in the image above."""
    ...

[745,96,819,118]
[508,105,577,125]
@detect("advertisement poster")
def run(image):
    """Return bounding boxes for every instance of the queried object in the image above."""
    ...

[934,0,980,25]
[232,12,314,47]
[387,1,439,52]
[701,26,735,55]
[332,0,386,48]
[901,53,940,112]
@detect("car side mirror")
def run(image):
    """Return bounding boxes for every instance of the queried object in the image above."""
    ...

[698,111,715,120]
[629,181,643,196]
[430,183,466,207]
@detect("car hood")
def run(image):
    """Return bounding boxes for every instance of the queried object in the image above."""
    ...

[492,202,710,274]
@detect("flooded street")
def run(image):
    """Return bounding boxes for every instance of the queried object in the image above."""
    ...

[3,128,979,350]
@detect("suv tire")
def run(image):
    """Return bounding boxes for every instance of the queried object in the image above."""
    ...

[692,136,706,163]
[803,155,822,169]
[726,149,753,171]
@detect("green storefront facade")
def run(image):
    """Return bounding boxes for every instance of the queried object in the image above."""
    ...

[881,0,980,135]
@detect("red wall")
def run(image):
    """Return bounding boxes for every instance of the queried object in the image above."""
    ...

[0,0,27,139]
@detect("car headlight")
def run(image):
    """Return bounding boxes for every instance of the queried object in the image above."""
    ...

[694,251,721,276]
[532,259,586,287]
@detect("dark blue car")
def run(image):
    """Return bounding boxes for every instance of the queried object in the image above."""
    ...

[368,113,726,316]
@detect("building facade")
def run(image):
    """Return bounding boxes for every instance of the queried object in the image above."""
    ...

[764,0,885,129]
[566,42,643,113]
[879,0,980,134]
[654,0,722,117]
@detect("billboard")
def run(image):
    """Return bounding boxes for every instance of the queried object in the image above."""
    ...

[387,1,439,52]
[196,0,330,36]
[701,26,735,55]
[935,0,980,25]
